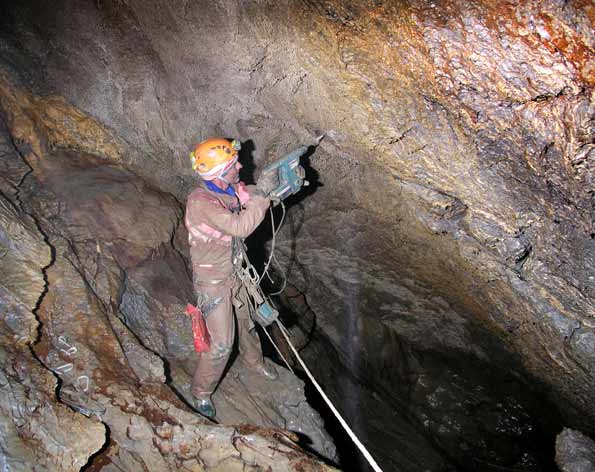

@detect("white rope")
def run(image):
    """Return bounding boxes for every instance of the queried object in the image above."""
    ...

[248,191,382,470]
[258,202,286,286]
[267,249,287,296]
[275,321,384,472]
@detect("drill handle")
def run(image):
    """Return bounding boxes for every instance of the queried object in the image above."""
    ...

[262,146,308,174]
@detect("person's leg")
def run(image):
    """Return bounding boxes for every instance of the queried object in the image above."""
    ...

[191,284,235,413]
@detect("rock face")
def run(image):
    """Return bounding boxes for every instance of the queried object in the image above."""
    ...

[556,428,595,472]
[0,0,593,471]
[0,89,336,469]
[0,122,105,470]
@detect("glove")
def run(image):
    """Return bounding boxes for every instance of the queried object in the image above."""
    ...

[236,182,251,205]
[255,171,279,197]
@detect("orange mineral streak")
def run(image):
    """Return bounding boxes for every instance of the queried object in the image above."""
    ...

[292,1,440,150]
[483,1,594,87]
[0,71,44,158]
[0,70,123,162]
[536,12,595,86]
[573,0,595,23]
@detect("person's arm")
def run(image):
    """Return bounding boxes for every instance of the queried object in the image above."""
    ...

[189,190,270,238]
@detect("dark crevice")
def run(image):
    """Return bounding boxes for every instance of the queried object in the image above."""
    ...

[2,127,115,459]
[80,425,113,472]
[8,134,55,342]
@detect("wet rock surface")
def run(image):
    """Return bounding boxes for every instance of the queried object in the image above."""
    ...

[277,282,564,471]
[0,0,594,471]
[556,428,595,472]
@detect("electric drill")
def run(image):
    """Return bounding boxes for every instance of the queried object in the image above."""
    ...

[261,134,324,201]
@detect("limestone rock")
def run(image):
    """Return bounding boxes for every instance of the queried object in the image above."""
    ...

[0,326,106,471]
[0,126,105,470]
[556,428,595,472]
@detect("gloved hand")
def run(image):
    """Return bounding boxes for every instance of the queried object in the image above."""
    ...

[236,182,251,205]
[255,171,279,198]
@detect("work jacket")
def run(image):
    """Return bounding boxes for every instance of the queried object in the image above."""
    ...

[185,182,269,287]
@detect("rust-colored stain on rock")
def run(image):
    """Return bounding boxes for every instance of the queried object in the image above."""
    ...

[0,70,124,162]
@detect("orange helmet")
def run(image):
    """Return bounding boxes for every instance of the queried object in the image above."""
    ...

[189,137,241,180]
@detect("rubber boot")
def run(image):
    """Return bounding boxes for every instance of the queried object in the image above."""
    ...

[193,396,216,420]
[245,360,279,380]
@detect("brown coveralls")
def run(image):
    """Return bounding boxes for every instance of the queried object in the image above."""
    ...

[185,182,270,398]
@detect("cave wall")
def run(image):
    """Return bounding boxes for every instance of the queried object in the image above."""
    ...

[0,0,593,464]
[0,108,338,470]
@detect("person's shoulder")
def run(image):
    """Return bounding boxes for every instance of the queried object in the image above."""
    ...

[188,186,206,198]
[187,186,218,204]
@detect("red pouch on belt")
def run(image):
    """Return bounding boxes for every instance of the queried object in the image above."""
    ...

[185,304,211,353]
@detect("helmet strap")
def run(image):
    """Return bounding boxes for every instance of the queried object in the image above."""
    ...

[218,175,231,188]
[217,155,238,188]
